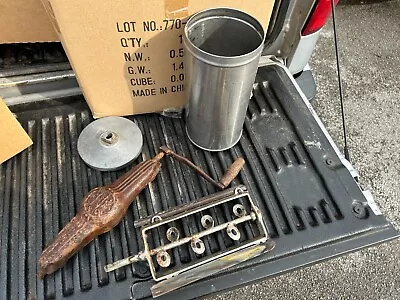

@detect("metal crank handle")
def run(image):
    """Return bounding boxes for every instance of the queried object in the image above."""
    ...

[104,252,146,272]
[160,146,245,190]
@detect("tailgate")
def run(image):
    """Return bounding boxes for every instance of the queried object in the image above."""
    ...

[0,61,398,300]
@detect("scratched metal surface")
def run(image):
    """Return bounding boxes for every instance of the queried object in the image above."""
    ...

[0,65,397,300]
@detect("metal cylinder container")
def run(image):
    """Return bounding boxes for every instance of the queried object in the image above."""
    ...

[184,8,265,151]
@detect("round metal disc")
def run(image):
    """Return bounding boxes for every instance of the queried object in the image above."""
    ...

[226,224,241,241]
[201,215,214,229]
[191,238,205,255]
[166,227,180,242]
[232,204,246,218]
[156,251,171,268]
[77,116,143,171]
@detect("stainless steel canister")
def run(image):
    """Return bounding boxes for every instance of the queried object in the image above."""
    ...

[184,8,265,151]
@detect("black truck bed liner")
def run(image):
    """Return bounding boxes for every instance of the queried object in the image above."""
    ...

[0,63,398,300]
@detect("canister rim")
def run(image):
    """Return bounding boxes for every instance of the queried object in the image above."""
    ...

[184,7,266,67]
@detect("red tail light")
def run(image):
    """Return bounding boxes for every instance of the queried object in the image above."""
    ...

[302,0,339,36]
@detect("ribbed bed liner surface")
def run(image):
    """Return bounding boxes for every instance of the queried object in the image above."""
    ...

[0,64,397,300]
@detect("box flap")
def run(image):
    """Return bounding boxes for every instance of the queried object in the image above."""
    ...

[0,99,32,164]
[0,0,58,43]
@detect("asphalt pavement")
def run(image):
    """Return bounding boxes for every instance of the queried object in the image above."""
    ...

[210,1,400,299]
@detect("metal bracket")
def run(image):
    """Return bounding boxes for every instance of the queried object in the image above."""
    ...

[105,185,275,297]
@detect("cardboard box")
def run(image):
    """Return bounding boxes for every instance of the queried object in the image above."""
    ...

[0,98,33,164]
[44,0,274,117]
[0,0,58,43]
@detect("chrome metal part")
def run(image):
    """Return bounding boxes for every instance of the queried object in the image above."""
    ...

[184,8,265,151]
[201,215,214,229]
[156,251,171,268]
[166,227,180,242]
[105,185,274,297]
[147,213,255,255]
[190,239,205,255]
[140,185,273,284]
[135,188,237,228]
[104,252,146,273]
[151,243,271,298]
[151,215,162,223]
[233,204,246,218]
[227,224,241,241]
[77,116,143,171]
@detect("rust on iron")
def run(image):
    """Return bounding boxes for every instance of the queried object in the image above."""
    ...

[166,227,180,242]
[105,185,275,298]
[38,152,165,278]
[39,146,245,278]
[160,146,245,190]
[156,251,171,268]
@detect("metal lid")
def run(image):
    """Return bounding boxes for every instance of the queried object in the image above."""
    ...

[77,116,143,171]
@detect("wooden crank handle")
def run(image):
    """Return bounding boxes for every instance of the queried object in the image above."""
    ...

[219,157,245,188]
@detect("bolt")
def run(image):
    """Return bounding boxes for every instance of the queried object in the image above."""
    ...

[353,204,361,214]
[326,159,333,166]
[352,201,368,219]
